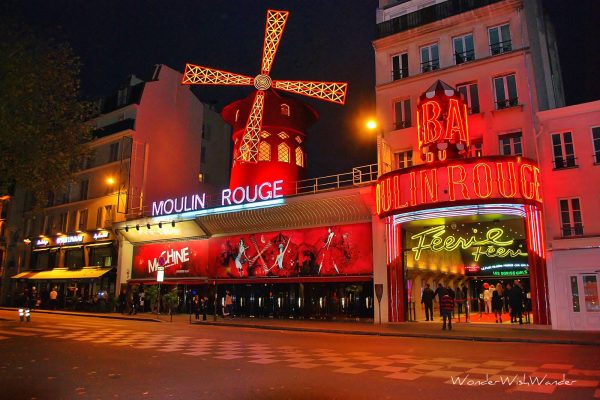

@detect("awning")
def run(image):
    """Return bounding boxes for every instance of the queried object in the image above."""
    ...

[11,267,114,280]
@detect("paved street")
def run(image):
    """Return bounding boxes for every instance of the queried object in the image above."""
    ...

[0,310,599,400]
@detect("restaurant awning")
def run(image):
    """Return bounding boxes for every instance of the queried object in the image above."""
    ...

[11,267,114,280]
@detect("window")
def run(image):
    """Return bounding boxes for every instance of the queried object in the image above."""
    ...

[281,104,290,116]
[570,276,580,312]
[109,142,120,162]
[457,83,480,114]
[79,179,89,201]
[392,53,409,81]
[499,132,522,156]
[551,132,577,169]
[260,131,270,139]
[59,212,68,233]
[104,205,113,227]
[277,143,290,163]
[582,275,600,312]
[560,198,583,237]
[489,24,512,55]
[592,127,600,164]
[295,147,304,167]
[89,245,115,267]
[393,150,413,169]
[117,87,128,107]
[470,140,483,157]
[44,215,54,236]
[258,142,271,161]
[453,33,474,64]
[278,132,289,140]
[393,99,411,129]
[420,43,439,72]
[77,209,88,231]
[493,74,518,109]
[64,248,84,269]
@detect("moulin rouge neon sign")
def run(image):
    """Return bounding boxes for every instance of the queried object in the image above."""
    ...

[151,180,284,217]
[376,156,542,217]
[410,226,527,262]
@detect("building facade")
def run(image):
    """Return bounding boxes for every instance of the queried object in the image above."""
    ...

[4,64,230,308]
[372,0,564,325]
[537,101,600,331]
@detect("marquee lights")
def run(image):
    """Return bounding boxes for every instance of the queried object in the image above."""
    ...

[376,156,542,217]
[410,226,527,262]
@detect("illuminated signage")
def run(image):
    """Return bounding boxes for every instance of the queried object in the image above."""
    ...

[147,247,190,274]
[221,180,283,206]
[410,226,527,262]
[152,194,206,217]
[376,156,542,217]
[465,263,529,277]
[417,81,469,163]
[93,231,109,240]
[56,235,84,245]
[151,180,284,216]
[36,239,49,246]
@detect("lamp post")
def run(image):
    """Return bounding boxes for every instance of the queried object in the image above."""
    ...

[366,119,383,177]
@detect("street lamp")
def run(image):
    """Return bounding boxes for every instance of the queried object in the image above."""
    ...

[366,119,383,177]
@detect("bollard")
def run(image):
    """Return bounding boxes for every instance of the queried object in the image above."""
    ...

[18,308,24,322]
[25,308,31,322]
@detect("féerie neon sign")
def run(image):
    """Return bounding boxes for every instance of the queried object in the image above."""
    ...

[410,225,527,261]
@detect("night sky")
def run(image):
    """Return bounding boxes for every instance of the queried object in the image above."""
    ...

[6,0,600,178]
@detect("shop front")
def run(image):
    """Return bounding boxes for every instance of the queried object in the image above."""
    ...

[11,230,117,310]
[118,186,376,320]
[375,81,550,325]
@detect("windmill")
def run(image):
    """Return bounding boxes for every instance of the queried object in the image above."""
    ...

[182,9,348,192]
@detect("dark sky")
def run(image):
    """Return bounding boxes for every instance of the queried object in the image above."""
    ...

[6,0,600,178]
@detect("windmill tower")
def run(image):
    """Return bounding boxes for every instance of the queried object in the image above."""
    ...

[182,9,347,194]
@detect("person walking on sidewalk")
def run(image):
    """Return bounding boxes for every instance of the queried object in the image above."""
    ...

[192,295,200,321]
[510,280,524,324]
[201,296,208,321]
[492,283,504,323]
[440,292,454,331]
[224,290,233,318]
[49,287,58,310]
[421,284,435,321]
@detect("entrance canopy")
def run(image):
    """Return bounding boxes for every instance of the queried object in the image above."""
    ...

[12,267,114,280]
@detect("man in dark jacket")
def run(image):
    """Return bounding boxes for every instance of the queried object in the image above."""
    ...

[434,283,447,317]
[421,284,435,321]
[510,280,524,324]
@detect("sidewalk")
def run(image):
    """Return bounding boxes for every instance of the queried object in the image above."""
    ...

[2,307,599,346]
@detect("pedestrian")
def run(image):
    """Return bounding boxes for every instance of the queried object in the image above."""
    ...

[510,280,524,324]
[504,282,512,314]
[434,283,446,317]
[483,284,492,314]
[118,290,126,314]
[193,295,200,320]
[139,291,145,313]
[461,284,469,321]
[440,292,454,331]
[455,284,465,319]
[224,290,233,318]
[49,287,58,310]
[129,290,139,315]
[421,284,435,321]
[492,283,504,323]
[201,296,208,321]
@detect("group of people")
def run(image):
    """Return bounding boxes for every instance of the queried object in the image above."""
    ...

[483,280,527,324]
[421,279,528,330]
[191,294,208,321]
[118,289,145,315]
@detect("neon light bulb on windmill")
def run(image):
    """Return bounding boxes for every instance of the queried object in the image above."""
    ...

[182,9,348,194]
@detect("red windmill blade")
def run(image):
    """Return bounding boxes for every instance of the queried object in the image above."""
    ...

[182,9,348,164]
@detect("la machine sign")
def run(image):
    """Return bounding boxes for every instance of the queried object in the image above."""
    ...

[151,180,284,217]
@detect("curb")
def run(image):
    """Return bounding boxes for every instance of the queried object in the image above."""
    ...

[0,307,161,323]
[192,320,600,347]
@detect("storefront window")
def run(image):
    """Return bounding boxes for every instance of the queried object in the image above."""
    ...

[583,275,599,312]
[31,250,57,270]
[64,248,84,269]
[89,245,115,267]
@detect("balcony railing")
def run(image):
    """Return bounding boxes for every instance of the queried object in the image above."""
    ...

[455,50,475,64]
[495,98,519,110]
[394,120,411,130]
[421,60,440,73]
[295,164,378,195]
[562,224,584,237]
[553,156,578,170]
[391,68,409,81]
[490,40,512,56]
[92,118,136,139]
[376,0,503,39]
